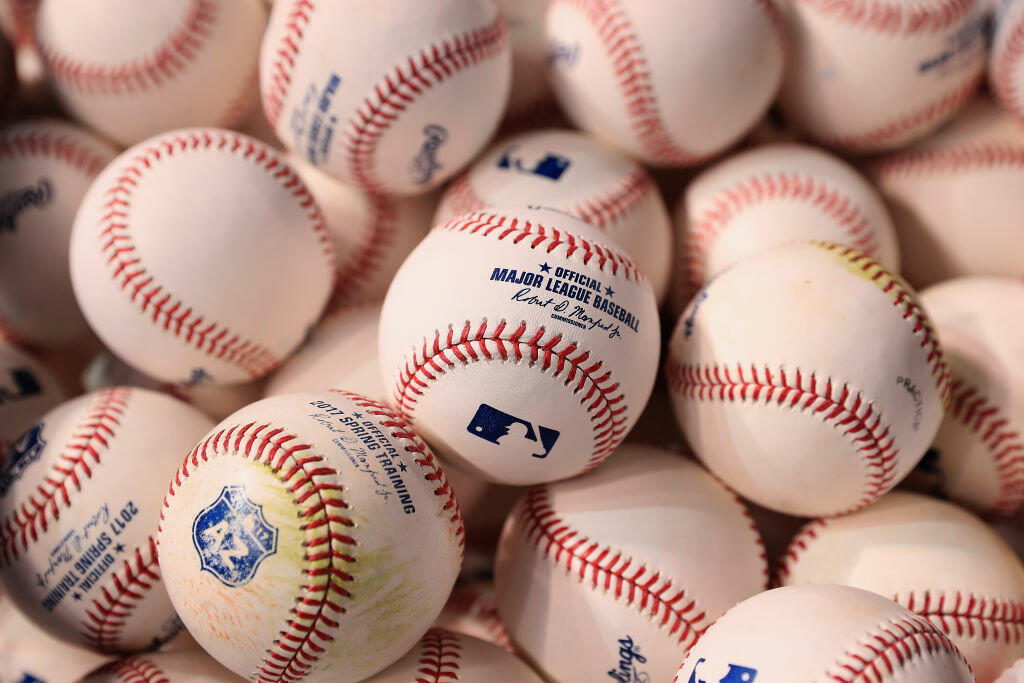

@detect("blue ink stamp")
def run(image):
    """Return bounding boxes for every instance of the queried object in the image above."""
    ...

[411,124,449,186]
[0,423,46,496]
[192,485,278,588]
[466,404,560,459]
[688,658,758,683]
[496,146,572,181]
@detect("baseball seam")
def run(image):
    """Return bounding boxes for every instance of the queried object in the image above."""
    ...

[107,658,170,683]
[0,129,111,176]
[215,62,260,129]
[993,7,1024,120]
[899,590,1024,644]
[97,130,335,380]
[417,629,463,682]
[263,0,314,129]
[39,0,216,95]
[0,387,130,566]
[330,195,396,308]
[516,485,712,650]
[340,15,508,193]
[776,517,827,584]
[870,143,1024,177]
[794,0,976,35]
[81,535,162,653]
[442,586,514,652]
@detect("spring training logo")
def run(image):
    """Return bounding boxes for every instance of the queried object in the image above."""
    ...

[411,124,449,186]
[193,485,278,588]
[0,178,53,233]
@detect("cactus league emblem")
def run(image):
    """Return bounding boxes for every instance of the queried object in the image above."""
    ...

[192,485,279,588]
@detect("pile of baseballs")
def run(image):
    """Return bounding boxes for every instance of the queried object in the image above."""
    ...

[0,0,1023,681]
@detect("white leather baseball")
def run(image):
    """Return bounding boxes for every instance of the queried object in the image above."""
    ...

[0,387,214,653]
[779,492,1024,683]
[666,242,951,517]
[379,207,660,486]
[434,582,513,653]
[289,156,436,307]
[157,390,464,682]
[1000,659,1024,683]
[676,584,974,683]
[82,650,237,682]
[36,0,265,147]
[0,339,65,450]
[264,302,386,402]
[673,143,900,312]
[434,129,673,303]
[495,0,557,128]
[260,0,512,196]
[545,0,784,165]
[69,128,335,386]
[363,629,541,683]
[869,97,1024,288]
[992,0,1024,123]
[912,277,1024,516]
[0,119,117,349]
[495,444,767,682]
[779,0,986,152]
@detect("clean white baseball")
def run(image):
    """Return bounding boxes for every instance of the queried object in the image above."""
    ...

[434,129,673,303]
[545,0,785,165]
[779,0,986,152]
[69,128,335,386]
[495,0,558,128]
[82,650,236,682]
[363,629,540,683]
[264,302,385,402]
[992,0,1024,122]
[666,242,951,517]
[869,97,1024,288]
[495,444,767,682]
[779,492,1024,683]
[36,0,266,147]
[673,143,900,311]
[157,390,464,682]
[0,119,117,349]
[676,584,974,683]
[260,0,512,196]
[1000,659,1024,683]
[0,338,65,450]
[434,581,513,653]
[912,277,1024,516]
[289,156,436,308]
[379,207,660,486]
[0,387,214,653]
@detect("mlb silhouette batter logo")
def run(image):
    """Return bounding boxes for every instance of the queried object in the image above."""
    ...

[466,404,560,459]
[192,484,279,588]
[688,659,758,683]
[0,422,46,496]
[496,145,572,181]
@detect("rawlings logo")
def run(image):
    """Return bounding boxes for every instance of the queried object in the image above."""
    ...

[0,178,54,233]
[688,658,758,683]
[608,635,651,682]
[466,403,560,459]
[0,423,46,496]
[192,485,278,588]
[410,124,449,186]
[496,145,572,181]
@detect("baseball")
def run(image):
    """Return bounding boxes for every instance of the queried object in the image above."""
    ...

[673,143,900,311]
[676,584,974,683]
[495,0,558,129]
[495,444,767,682]
[992,0,1024,123]
[545,0,784,165]
[434,581,513,653]
[779,491,1024,683]
[379,207,660,486]
[870,97,1024,288]
[1002,659,1024,683]
[36,0,266,147]
[157,390,464,682]
[83,649,236,681]
[0,119,117,350]
[0,387,214,653]
[260,0,512,196]
[0,338,65,450]
[363,629,540,683]
[911,277,1024,516]
[434,129,673,303]
[779,0,987,151]
[69,128,335,386]
[666,242,950,517]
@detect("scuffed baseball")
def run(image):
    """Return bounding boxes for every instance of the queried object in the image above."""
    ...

[870,97,1024,288]
[545,0,785,165]
[260,0,512,195]
[364,629,540,682]
[0,388,214,653]
[0,338,64,450]
[435,129,673,303]
[69,128,335,385]
[779,492,1024,683]
[157,390,464,682]
[992,0,1024,123]
[666,242,951,517]
[676,584,974,683]
[379,207,660,486]
[495,444,767,682]
[36,0,266,146]
[0,119,117,349]
[82,650,236,682]
[779,0,986,151]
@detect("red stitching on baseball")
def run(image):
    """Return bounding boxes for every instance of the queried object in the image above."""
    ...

[993,8,1024,121]
[394,319,629,473]
[97,130,335,380]
[870,143,1024,177]
[216,63,260,128]
[441,585,514,652]
[38,0,215,95]
[341,15,508,193]
[416,629,463,682]
[665,361,901,514]
[439,173,486,221]
[828,613,968,682]
[81,535,162,653]
[794,0,976,35]
[103,657,171,683]
[947,380,1024,516]
[516,485,711,649]
[0,128,111,177]
[775,517,829,585]
[899,590,1024,644]
[263,0,315,130]
[0,388,129,566]
[684,173,884,288]
[330,194,395,308]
